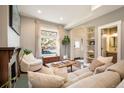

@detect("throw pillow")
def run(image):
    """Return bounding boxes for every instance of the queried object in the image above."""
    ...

[97,56,113,64]
[94,62,113,74]
[28,71,65,88]
[89,59,105,71]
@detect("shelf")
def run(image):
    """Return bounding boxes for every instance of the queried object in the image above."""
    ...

[87,57,95,60]
[87,39,95,41]
[87,50,94,52]
[87,27,95,63]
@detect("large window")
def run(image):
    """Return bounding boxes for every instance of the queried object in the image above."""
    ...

[41,30,58,56]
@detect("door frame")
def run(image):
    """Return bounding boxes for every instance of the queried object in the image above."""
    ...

[98,20,121,62]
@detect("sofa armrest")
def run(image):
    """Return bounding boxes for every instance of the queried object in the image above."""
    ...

[20,59,30,72]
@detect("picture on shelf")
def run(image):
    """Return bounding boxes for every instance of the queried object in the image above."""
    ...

[89,41,95,45]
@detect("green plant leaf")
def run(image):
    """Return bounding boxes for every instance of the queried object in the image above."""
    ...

[62,35,70,45]
[23,49,32,55]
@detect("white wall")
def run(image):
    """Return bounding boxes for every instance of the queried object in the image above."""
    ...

[8,27,20,47]
[0,5,20,47]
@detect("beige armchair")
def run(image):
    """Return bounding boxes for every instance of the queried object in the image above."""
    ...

[20,53,42,72]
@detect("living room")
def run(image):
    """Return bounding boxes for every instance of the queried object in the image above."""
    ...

[1,5,124,88]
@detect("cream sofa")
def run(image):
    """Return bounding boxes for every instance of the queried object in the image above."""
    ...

[28,60,124,88]
[68,60,124,88]
[68,71,121,88]
[20,53,43,72]
[28,62,114,88]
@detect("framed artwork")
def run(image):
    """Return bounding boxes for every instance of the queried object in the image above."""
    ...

[41,30,57,55]
[9,5,20,35]
[74,41,80,48]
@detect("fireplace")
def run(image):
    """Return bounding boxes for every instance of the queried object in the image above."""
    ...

[11,62,16,83]
[8,49,18,87]
[0,47,21,87]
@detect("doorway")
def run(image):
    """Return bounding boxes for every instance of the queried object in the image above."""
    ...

[98,21,121,63]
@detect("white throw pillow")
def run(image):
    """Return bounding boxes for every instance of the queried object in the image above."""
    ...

[97,56,113,64]
[28,71,65,88]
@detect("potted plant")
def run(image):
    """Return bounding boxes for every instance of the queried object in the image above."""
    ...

[62,35,70,59]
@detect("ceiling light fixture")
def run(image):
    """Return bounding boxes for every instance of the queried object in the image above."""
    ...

[60,17,63,21]
[37,10,42,14]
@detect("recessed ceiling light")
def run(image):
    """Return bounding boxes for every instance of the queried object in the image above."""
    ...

[60,17,63,21]
[91,5,102,11]
[37,10,42,14]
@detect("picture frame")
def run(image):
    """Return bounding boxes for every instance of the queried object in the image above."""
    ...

[9,5,20,36]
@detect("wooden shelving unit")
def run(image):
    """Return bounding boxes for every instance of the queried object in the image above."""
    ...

[87,27,95,63]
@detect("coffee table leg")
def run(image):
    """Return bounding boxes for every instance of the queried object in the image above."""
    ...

[70,65,73,72]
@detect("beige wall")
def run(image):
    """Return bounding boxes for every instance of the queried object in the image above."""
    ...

[20,16,36,54]
[70,7,124,60]
[58,25,69,59]
[0,5,8,47]
[70,27,87,60]
[20,16,68,58]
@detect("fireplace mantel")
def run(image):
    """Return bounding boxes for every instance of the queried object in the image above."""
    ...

[0,47,21,87]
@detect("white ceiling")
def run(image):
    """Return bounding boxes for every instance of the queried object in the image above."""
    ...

[18,5,123,29]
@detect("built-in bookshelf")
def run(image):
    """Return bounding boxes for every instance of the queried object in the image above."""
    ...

[87,27,95,63]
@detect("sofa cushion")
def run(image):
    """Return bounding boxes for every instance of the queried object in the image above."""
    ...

[106,60,124,79]
[67,73,77,81]
[116,79,124,88]
[97,56,113,64]
[94,62,113,74]
[62,71,93,88]
[89,59,105,71]
[73,67,91,76]
[28,71,65,88]
[67,71,121,88]
[53,67,68,82]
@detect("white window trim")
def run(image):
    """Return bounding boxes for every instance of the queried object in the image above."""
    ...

[98,20,121,62]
